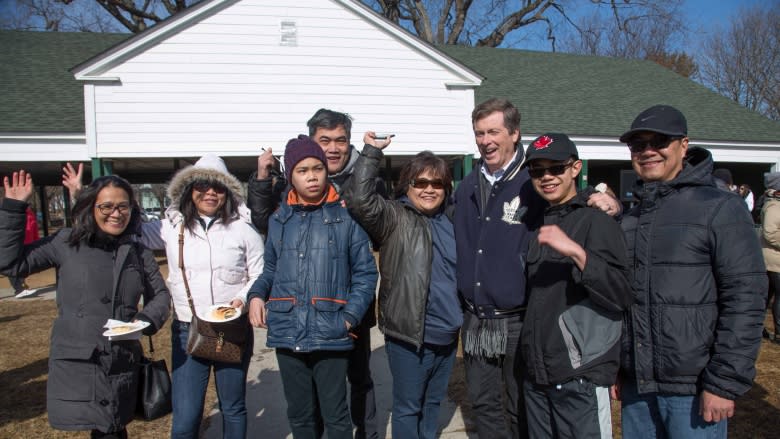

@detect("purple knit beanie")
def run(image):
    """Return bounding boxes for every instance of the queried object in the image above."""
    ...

[283,135,327,181]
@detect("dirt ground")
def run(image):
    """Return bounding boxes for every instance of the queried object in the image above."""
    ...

[2,267,779,438]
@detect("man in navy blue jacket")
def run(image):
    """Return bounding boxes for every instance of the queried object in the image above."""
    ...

[453,98,621,439]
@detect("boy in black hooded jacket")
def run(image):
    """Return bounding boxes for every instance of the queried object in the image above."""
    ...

[519,133,633,438]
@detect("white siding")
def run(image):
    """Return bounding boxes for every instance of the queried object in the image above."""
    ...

[0,135,89,161]
[88,0,479,158]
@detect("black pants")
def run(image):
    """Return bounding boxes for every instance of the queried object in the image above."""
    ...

[347,323,378,439]
[768,271,780,336]
[524,379,611,439]
[463,311,527,439]
[90,428,127,439]
[277,349,352,439]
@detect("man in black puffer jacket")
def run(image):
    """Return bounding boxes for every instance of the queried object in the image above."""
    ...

[615,105,767,438]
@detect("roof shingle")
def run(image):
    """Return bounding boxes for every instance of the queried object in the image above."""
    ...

[439,45,780,142]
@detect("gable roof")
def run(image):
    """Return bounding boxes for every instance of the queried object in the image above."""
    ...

[2,28,777,145]
[71,0,481,86]
[0,30,129,133]
[439,45,780,143]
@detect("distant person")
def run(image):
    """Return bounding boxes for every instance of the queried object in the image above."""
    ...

[761,172,780,343]
[247,135,378,439]
[9,206,39,297]
[342,133,461,439]
[614,105,766,438]
[739,183,754,212]
[520,133,633,438]
[0,170,171,439]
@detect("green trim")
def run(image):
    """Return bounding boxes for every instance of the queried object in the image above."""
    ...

[91,158,103,179]
[90,158,113,179]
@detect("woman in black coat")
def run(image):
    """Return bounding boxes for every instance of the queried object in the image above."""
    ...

[0,170,171,438]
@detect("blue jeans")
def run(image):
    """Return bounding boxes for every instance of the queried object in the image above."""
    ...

[385,337,457,439]
[621,378,727,438]
[170,319,253,439]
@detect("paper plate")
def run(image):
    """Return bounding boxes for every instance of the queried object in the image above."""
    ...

[102,320,150,337]
[200,304,243,323]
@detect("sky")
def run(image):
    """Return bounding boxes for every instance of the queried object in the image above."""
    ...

[511,0,773,53]
[0,0,774,54]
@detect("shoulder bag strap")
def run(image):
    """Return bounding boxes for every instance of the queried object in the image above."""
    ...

[179,223,198,318]
[145,335,156,359]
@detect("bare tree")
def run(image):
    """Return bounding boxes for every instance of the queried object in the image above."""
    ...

[699,3,780,120]
[558,1,699,77]
[61,0,199,33]
[4,0,689,51]
[1,0,123,32]
[367,0,683,49]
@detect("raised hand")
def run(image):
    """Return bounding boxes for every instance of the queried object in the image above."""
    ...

[256,148,277,180]
[62,162,84,197]
[363,131,393,150]
[3,170,33,202]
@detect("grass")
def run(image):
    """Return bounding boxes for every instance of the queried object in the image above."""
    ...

[2,273,780,437]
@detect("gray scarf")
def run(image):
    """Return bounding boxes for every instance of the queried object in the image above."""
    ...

[462,313,508,359]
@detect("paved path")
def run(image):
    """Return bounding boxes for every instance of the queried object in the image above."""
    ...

[203,326,474,439]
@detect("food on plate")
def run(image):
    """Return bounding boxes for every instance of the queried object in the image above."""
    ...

[109,325,135,335]
[212,306,237,321]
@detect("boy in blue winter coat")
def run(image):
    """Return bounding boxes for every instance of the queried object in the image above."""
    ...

[247,135,378,439]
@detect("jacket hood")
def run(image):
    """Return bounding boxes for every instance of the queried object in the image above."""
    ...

[167,154,245,204]
[328,144,360,188]
[633,146,714,199]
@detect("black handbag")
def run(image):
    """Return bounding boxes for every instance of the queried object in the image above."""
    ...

[136,336,172,421]
[179,224,248,364]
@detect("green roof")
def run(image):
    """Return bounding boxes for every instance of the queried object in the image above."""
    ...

[0,30,128,133]
[1,31,777,143]
[439,45,780,143]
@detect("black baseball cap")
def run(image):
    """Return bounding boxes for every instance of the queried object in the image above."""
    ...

[619,105,688,143]
[523,133,579,166]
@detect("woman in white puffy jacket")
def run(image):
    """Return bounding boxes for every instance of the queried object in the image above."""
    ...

[143,154,263,439]
[64,154,264,439]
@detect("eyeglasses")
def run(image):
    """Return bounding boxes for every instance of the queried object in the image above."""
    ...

[410,178,445,190]
[317,136,348,148]
[527,162,574,179]
[192,181,227,194]
[627,134,681,153]
[95,202,131,216]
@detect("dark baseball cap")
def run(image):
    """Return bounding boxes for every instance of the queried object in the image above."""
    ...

[523,133,579,166]
[619,105,687,143]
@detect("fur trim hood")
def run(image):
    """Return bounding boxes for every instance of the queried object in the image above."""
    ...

[167,154,244,204]
[165,154,250,224]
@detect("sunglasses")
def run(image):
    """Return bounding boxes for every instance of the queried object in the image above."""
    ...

[527,161,574,179]
[95,202,131,216]
[192,181,227,194]
[627,134,682,153]
[410,178,445,190]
